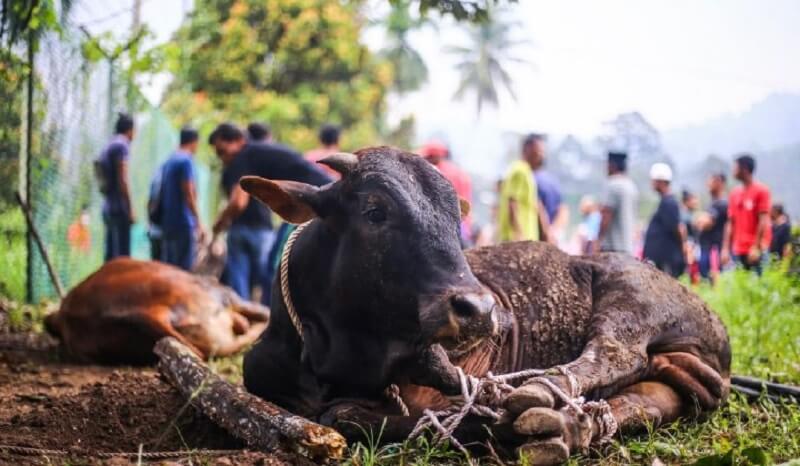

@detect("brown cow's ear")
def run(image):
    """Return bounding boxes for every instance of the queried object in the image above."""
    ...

[240,176,319,224]
[459,198,471,219]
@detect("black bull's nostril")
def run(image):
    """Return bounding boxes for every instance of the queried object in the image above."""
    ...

[448,291,498,338]
[451,292,494,319]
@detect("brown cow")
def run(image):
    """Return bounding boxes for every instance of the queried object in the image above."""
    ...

[45,258,268,364]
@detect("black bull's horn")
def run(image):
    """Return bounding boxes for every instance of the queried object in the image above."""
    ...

[318,152,359,177]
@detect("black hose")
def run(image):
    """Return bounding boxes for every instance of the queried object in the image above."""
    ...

[731,375,800,402]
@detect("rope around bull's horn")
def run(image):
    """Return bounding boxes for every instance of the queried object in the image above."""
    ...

[278,222,617,455]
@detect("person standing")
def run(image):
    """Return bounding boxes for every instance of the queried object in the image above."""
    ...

[722,154,772,273]
[529,133,566,240]
[209,123,331,304]
[147,163,165,261]
[597,151,639,254]
[681,190,701,282]
[305,124,342,180]
[419,141,473,245]
[695,173,728,282]
[247,122,272,143]
[497,134,549,243]
[769,204,791,259]
[642,163,687,278]
[157,127,205,271]
[577,195,602,254]
[96,113,135,261]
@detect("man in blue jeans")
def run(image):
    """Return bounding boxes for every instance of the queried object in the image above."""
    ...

[209,123,331,304]
[96,113,136,261]
[157,127,206,270]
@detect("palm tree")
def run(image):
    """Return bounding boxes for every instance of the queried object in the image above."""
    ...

[446,8,529,115]
[379,0,431,94]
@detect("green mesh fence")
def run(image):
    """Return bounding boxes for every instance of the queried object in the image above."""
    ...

[18,26,212,302]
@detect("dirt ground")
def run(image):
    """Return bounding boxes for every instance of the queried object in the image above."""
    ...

[0,333,307,466]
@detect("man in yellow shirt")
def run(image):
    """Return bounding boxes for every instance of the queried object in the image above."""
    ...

[498,134,548,242]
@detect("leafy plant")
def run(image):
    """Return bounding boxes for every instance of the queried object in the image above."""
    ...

[162,0,392,155]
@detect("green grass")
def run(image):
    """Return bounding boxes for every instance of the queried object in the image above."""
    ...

[0,208,26,300]
[694,265,800,384]
[339,395,800,465]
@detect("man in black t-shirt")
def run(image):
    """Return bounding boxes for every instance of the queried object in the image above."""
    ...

[209,123,331,304]
[770,203,791,259]
[643,163,687,278]
[696,173,728,282]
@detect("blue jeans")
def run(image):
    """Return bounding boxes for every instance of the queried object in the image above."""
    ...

[161,228,195,271]
[104,213,131,261]
[699,246,712,280]
[225,225,275,302]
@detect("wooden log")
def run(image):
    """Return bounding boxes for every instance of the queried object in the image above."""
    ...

[154,337,346,462]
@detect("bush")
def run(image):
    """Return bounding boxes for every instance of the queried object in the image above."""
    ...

[695,265,800,384]
[0,208,26,300]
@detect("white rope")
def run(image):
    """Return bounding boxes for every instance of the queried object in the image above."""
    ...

[279,221,311,342]
[406,366,618,454]
[276,221,617,449]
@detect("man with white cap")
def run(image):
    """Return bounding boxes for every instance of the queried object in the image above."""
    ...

[643,162,688,278]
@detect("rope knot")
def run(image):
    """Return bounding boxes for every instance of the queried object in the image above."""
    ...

[406,365,618,455]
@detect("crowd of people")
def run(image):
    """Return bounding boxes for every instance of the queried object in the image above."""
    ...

[492,134,793,283]
[94,114,793,307]
[96,113,332,305]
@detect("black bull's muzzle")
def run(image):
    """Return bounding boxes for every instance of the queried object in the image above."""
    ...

[420,287,499,350]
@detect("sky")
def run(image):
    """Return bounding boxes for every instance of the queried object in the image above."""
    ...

[385,0,800,134]
[71,0,800,173]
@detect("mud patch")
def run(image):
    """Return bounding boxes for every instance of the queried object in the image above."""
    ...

[0,333,305,465]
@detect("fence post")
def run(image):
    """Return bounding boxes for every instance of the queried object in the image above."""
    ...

[24,29,34,304]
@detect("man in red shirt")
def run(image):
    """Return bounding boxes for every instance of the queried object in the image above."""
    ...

[721,154,772,273]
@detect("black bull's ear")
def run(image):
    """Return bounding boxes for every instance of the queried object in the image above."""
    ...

[240,176,320,224]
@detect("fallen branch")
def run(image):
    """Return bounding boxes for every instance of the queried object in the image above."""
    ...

[15,192,65,299]
[154,337,346,462]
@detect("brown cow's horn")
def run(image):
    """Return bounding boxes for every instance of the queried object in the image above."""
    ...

[318,152,358,177]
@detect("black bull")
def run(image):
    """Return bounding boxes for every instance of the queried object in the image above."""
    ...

[241,146,730,463]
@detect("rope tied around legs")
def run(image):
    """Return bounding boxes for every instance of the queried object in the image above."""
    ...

[405,366,618,455]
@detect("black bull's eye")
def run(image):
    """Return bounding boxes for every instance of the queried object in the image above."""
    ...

[365,207,387,224]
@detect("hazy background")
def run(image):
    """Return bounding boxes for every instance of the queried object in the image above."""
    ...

[73,0,800,222]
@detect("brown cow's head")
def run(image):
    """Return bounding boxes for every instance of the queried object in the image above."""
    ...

[241,147,497,399]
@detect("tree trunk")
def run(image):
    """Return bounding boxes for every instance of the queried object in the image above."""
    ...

[154,337,346,462]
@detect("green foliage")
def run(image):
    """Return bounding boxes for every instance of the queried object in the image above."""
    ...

[162,0,392,153]
[695,266,800,384]
[407,0,518,22]
[0,209,26,300]
[0,48,25,209]
[0,0,70,47]
[2,298,49,332]
[378,0,430,94]
[446,6,529,115]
